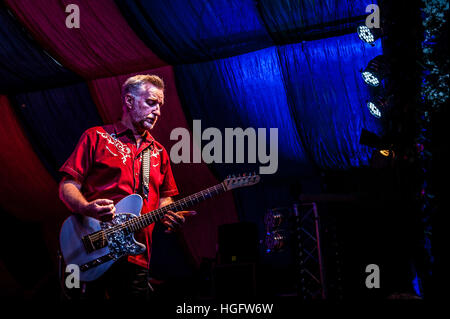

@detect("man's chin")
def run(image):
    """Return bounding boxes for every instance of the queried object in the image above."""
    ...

[140,121,155,132]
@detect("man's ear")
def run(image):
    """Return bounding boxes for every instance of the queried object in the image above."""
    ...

[125,94,134,110]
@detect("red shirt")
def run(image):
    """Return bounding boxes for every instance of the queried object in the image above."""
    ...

[60,121,179,268]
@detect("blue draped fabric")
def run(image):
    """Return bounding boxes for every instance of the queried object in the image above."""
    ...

[115,0,372,63]
[175,34,382,175]
[0,7,79,93]
[114,0,273,64]
[278,33,384,169]
[175,46,313,178]
[258,0,371,42]
[12,83,103,178]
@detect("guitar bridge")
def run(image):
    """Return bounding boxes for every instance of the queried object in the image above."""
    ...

[82,230,107,253]
[80,253,115,272]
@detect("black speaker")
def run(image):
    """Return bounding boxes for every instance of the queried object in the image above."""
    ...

[217,222,258,264]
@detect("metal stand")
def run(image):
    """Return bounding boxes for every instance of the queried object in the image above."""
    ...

[293,203,326,299]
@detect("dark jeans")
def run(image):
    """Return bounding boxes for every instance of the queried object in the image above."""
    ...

[81,258,151,300]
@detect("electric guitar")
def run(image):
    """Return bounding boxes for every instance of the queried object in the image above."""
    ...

[59,173,260,281]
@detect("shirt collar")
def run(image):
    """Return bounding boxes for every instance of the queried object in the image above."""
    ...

[113,121,154,143]
[113,121,132,136]
[141,130,155,143]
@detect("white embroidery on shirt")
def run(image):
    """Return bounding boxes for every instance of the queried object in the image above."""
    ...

[150,146,163,167]
[97,130,131,165]
[105,145,118,156]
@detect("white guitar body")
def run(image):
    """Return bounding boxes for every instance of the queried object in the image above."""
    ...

[59,194,145,282]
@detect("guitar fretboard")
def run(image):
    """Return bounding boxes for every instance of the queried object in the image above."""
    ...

[123,183,226,233]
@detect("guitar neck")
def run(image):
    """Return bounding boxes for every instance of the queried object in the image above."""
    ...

[126,182,227,233]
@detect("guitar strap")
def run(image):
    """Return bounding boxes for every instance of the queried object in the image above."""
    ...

[141,143,152,199]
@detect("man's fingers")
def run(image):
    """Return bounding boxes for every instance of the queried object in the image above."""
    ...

[97,204,115,221]
[98,211,114,221]
[182,210,197,217]
[97,204,115,213]
[169,210,197,220]
[162,210,197,232]
[165,213,182,225]
[162,220,172,227]
[98,212,114,218]
[162,221,174,233]
[95,199,114,205]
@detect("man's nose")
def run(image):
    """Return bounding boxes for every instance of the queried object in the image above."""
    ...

[152,105,161,116]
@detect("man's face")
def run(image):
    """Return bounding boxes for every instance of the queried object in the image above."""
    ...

[127,83,164,134]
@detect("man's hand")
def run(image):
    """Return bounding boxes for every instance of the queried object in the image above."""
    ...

[80,199,116,221]
[162,210,196,233]
[59,178,115,221]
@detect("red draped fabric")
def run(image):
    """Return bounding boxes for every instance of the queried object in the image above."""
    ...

[88,67,239,264]
[5,0,166,79]
[0,95,69,222]
[0,96,69,270]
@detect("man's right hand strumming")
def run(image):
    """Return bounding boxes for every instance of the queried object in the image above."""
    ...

[59,178,115,221]
[80,199,116,221]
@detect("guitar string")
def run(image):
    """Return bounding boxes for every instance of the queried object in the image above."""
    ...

[88,178,255,242]
[90,184,224,240]
[88,183,229,241]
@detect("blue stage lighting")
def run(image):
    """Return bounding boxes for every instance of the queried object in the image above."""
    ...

[367,101,382,118]
[362,71,380,86]
[361,55,389,87]
[357,25,382,45]
[367,96,389,118]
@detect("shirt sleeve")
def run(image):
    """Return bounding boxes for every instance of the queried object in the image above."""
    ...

[59,129,95,183]
[159,147,179,198]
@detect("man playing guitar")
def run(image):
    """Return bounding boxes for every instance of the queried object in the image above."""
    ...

[59,74,196,299]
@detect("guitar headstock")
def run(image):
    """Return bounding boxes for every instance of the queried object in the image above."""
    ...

[223,173,260,191]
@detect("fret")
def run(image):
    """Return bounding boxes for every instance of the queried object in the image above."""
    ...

[130,219,138,231]
[157,209,165,220]
[174,202,182,211]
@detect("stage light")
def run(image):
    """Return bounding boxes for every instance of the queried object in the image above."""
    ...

[366,95,390,118]
[264,209,283,230]
[362,71,380,86]
[370,148,395,168]
[367,101,382,118]
[357,25,382,45]
[379,149,395,158]
[264,207,291,232]
[264,231,286,252]
[361,55,389,87]
[359,129,396,168]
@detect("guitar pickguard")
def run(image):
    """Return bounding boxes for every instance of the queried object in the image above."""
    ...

[100,213,146,259]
